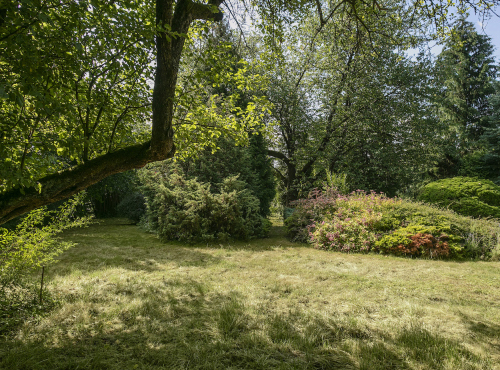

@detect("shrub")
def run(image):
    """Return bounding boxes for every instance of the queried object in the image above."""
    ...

[418,177,500,218]
[287,187,500,260]
[140,163,269,242]
[308,191,396,252]
[375,225,463,258]
[284,188,339,242]
[374,200,499,259]
[0,194,92,334]
[0,194,92,282]
[311,217,379,253]
[116,192,146,224]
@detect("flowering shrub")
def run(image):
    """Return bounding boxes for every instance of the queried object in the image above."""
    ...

[309,191,399,252]
[311,217,378,253]
[375,225,463,258]
[286,189,395,248]
[286,187,500,260]
[284,188,339,242]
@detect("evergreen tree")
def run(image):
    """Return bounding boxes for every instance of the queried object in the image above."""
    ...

[480,81,500,184]
[247,133,276,217]
[435,18,497,176]
[181,134,276,217]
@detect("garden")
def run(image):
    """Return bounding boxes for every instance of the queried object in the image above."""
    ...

[2,0,500,368]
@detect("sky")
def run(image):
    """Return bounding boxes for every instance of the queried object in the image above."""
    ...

[469,12,500,62]
[421,11,500,62]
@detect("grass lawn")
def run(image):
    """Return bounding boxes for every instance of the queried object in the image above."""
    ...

[1,218,499,369]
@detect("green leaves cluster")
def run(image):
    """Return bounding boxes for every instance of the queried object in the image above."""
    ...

[0,0,154,191]
[0,194,92,282]
[262,0,442,201]
[173,23,272,158]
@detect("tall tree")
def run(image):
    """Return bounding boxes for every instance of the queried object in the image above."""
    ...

[434,18,497,176]
[263,5,441,202]
[478,81,500,183]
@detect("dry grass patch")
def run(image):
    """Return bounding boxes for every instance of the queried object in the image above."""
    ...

[1,218,499,369]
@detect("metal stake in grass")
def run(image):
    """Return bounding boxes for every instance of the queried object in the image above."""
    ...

[40,266,45,305]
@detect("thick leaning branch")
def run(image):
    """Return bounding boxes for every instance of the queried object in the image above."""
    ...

[0,0,225,225]
[267,149,290,165]
[0,142,166,224]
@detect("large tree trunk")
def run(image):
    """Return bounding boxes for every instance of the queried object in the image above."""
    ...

[0,0,223,225]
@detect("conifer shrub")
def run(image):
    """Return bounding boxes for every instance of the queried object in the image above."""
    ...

[181,135,276,217]
[417,177,500,218]
[140,163,269,242]
[286,188,500,259]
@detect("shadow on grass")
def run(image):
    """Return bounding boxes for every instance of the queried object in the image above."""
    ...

[52,222,304,278]
[53,223,225,276]
[458,311,500,361]
[0,283,356,370]
[1,276,490,370]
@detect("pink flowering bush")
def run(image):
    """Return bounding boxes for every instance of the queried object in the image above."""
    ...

[285,188,500,259]
[286,188,398,249]
[307,190,398,252]
[311,217,379,253]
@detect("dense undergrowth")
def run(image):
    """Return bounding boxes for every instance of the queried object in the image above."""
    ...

[285,188,500,260]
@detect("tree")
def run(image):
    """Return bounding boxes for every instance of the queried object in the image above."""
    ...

[180,133,275,216]
[264,5,441,202]
[0,0,498,225]
[479,81,500,184]
[434,18,497,176]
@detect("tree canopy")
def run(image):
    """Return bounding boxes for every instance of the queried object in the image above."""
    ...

[0,0,499,224]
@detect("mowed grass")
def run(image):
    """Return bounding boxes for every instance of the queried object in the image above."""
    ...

[1,218,500,370]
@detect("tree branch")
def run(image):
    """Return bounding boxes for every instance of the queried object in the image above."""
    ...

[0,0,227,225]
[267,149,290,165]
[0,141,175,225]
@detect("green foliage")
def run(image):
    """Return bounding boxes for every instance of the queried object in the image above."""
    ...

[0,194,92,282]
[263,4,442,203]
[287,187,500,259]
[478,81,500,184]
[0,0,154,191]
[436,19,496,144]
[372,199,500,259]
[173,22,271,160]
[85,171,139,218]
[140,162,269,242]
[116,192,146,224]
[418,177,500,218]
[434,19,497,176]
[324,171,349,195]
[182,134,275,217]
[247,133,276,217]
[284,209,309,243]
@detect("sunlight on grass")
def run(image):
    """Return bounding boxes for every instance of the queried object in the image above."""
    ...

[1,218,499,369]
